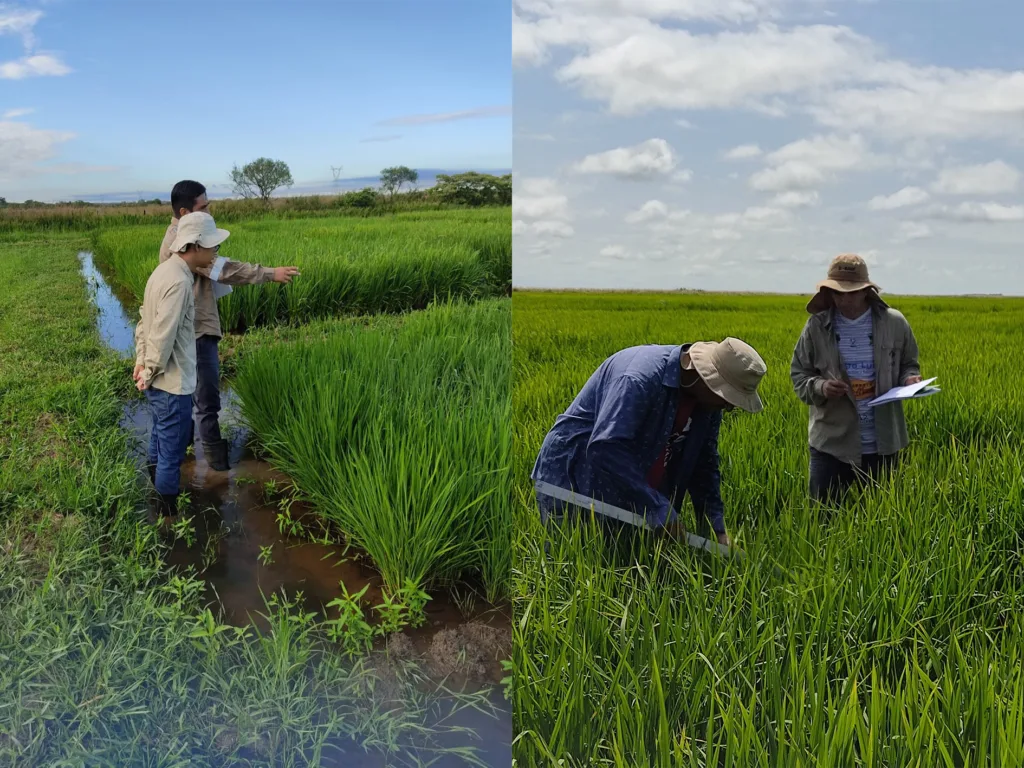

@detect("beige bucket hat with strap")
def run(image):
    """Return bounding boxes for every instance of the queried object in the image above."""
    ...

[806,253,888,314]
[687,337,767,414]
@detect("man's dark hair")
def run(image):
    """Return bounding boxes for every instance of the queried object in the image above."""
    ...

[170,180,206,217]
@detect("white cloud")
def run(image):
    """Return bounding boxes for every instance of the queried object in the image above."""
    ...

[867,186,930,211]
[931,161,1021,196]
[0,119,75,180]
[750,134,873,192]
[514,177,575,239]
[625,199,669,223]
[600,244,628,258]
[922,201,1024,223]
[724,143,762,160]
[0,8,42,48]
[772,190,819,208]
[710,228,742,241]
[2,107,33,119]
[0,53,70,79]
[894,221,931,242]
[672,169,693,183]
[675,118,696,129]
[574,138,677,178]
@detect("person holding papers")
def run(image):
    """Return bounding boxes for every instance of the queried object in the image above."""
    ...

[790,254,923,504]
[133,180,300,472]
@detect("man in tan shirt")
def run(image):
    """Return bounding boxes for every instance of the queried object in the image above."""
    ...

[136,211,228,516]
[133,180,299,472]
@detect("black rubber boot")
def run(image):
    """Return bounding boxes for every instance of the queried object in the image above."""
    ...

[146,463,157,486]
[156,493,179,519]
[204,439,230,472]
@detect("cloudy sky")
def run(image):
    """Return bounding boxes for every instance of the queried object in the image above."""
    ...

[513,0,1024,295]
[1,1,510,202]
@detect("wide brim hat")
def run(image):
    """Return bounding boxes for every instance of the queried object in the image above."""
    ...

[169,211,230,254]
[688,337,767,414]
[807,253,887,314]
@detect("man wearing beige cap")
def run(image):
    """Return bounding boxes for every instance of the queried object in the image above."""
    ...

[135,211,229,517]
[133,180,299,473]
[791,253,922,504]
[532,338,767,545]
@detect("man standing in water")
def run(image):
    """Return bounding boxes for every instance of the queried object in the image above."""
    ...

[136,212,227,517]
[133,180,300,472]
[790,253,923,504]
[531,338,768,546]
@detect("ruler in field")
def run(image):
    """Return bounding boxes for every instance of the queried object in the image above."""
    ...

[534,480,744,561]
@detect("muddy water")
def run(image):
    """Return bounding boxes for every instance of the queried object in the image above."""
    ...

[80,252,512,766]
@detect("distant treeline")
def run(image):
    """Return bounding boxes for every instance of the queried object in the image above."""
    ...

[0,172,511,234]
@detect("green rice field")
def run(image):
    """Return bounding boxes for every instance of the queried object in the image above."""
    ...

[92,209,511,329]
[512,290,1024,767]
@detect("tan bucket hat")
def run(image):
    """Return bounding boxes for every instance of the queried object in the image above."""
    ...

[806,253,886,314]
[169,211,230,254]
[688,337,767,414]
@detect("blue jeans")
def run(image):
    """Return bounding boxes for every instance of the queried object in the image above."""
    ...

[194,335,222,445]
[146,388,193,496]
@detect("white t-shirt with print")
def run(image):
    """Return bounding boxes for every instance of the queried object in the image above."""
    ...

[835,310,877,454]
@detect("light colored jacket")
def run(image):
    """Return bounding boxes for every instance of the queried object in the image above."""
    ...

[137,254,196,395]
[790,300,921,464]
[134,220,275,357]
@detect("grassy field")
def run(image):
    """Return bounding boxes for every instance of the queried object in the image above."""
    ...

[232,299,511,602]
[1,235,499,766]
[512,291,1024,767]
[92,209,511,329]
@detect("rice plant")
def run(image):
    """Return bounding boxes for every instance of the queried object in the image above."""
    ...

[512,290,1024,767]
[233,299,511,602]
[92,209,510,329]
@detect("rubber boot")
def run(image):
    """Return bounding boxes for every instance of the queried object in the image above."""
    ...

[156,492,179,519]
[146,462,157,486]
[204,439,230,472]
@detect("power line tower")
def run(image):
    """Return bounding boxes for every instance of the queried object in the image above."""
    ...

[331,165,344,187]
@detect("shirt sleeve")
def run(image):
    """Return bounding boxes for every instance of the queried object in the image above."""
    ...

[196,259,276,286]
[688,413,726,534]
[139,281,188,387]
[133,308,145,367]
[898,317,921,385]
[791,321,829,407]
[585,374,673,525]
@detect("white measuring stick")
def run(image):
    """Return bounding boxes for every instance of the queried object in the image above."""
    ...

[535,480,743,561]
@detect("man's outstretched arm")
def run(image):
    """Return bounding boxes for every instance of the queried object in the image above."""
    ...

[197,259,299,286]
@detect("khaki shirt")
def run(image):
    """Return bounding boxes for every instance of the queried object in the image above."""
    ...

[133,219,276,357]
[136,254,197,395]
[790,301,921,465]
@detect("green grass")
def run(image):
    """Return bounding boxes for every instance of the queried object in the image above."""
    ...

[0,235,498,766]
[233,299,511,603]
[92,209,511,329]
[512,291,1024,767]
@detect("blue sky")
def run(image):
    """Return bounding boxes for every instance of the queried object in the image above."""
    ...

[1,0,511,202]
[513,0,1024,295]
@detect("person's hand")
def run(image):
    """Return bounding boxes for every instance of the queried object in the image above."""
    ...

[904,375,922,385]
[136,376,149,391]
[716,531,731,547]
[663,520,687,541]
[273,266,300,284]
[822,379,850,399]
[132,364,144,382]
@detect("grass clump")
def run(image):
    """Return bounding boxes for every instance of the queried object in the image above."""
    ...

[233,299,511,602]
[512,290,1024,767]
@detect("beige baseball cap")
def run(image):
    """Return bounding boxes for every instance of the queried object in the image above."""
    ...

[688,337,767,414]
[169,211,230,254]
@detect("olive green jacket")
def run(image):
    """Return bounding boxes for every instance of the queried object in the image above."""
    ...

[790,300,921,464]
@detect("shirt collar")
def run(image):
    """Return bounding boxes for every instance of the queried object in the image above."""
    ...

[663,344,690,388]
[168,253,194,284]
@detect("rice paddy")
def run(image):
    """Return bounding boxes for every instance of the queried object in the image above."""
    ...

[512,290,1024,767]
[92,209,511,329]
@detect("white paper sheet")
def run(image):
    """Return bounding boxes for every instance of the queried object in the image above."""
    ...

[867,377,939,407]
[208,256,233,299]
